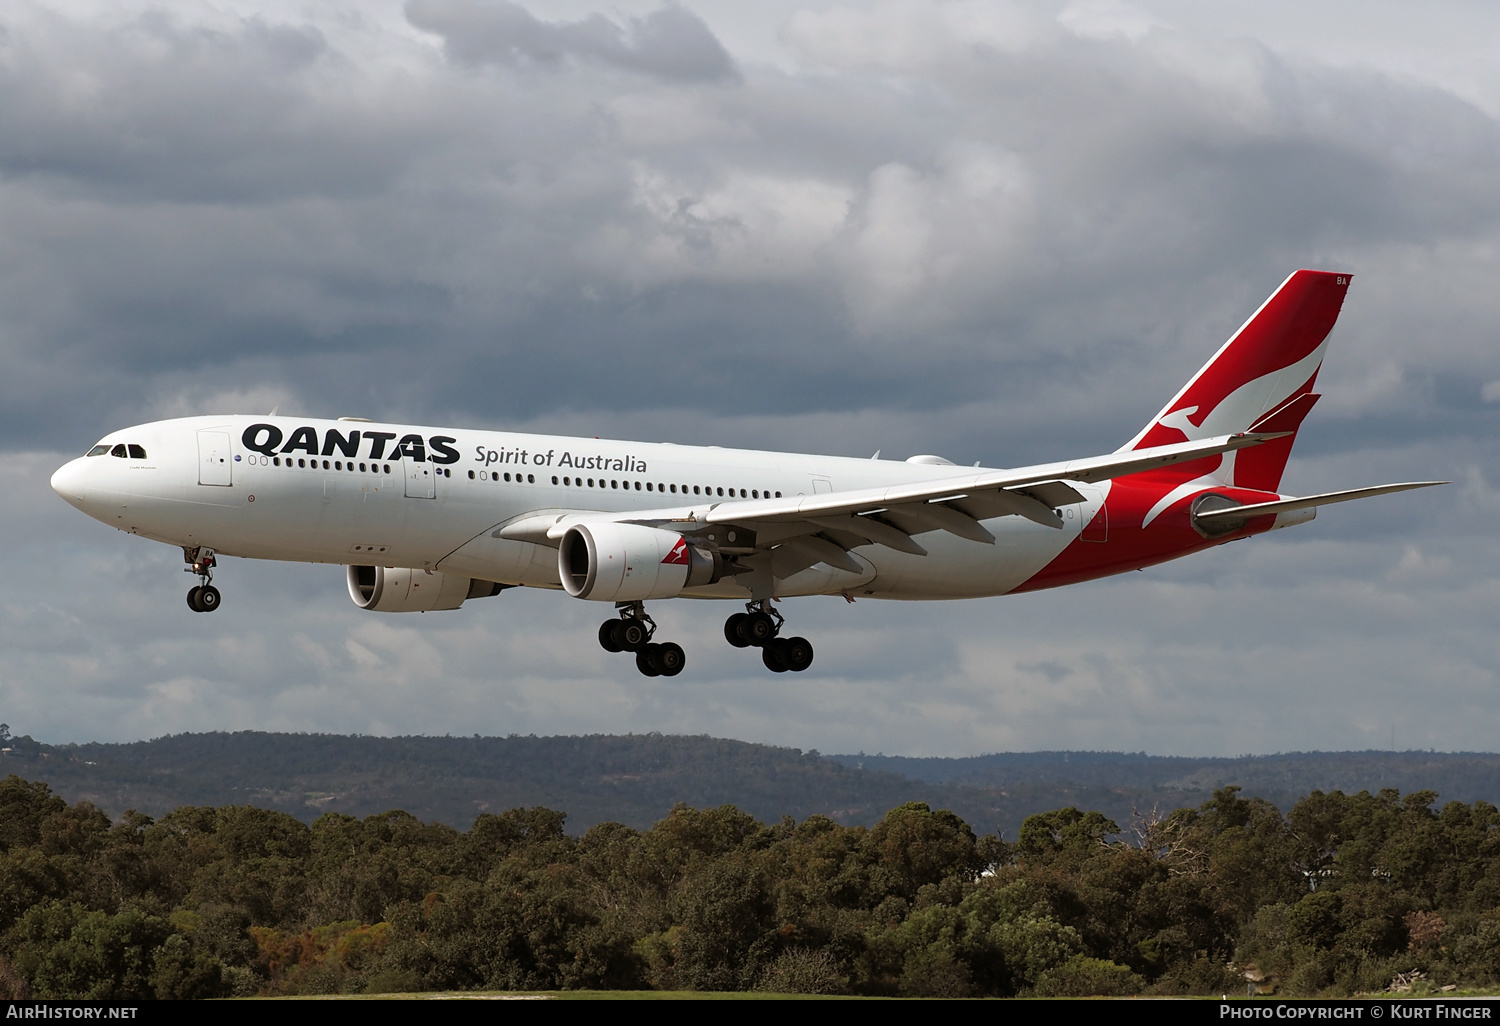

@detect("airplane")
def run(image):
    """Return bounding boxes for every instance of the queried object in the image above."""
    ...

[50,270,1441,677]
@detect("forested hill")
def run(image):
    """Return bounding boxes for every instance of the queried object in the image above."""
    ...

[831,750,1500,815]
[3,729,1499,838]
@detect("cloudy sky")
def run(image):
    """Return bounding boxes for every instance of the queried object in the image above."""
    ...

[3,0,1498,757]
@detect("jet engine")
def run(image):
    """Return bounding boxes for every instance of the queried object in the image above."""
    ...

[347,565,503,612]
[558,523,725,601]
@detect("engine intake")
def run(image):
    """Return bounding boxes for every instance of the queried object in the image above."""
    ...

[558,523,724,601]
[347,565,503,612]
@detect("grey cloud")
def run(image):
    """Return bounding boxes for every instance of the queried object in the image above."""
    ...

[405,0,737,82]
[3,3,1499,756]
[4,3,1499,456]
[0,11,399,204]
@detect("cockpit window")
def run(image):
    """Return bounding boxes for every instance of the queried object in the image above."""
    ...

[87,445,110,457]
[128,444,147,459]
[110,444,128,458]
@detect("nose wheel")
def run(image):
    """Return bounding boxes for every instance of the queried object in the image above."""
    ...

[724,602,813,673]
[598,602,686,677]
[184,547,222,613]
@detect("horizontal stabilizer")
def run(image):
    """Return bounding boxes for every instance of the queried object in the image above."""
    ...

[1194,481,1447,527]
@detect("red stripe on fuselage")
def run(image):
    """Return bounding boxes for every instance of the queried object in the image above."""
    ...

[1013,479,1282,592]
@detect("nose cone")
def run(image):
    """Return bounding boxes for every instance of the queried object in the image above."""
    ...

[51,458,91,510]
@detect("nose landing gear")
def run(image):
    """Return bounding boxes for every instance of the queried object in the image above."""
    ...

[724,601,814,673]
[184,547,221,613]
[597,602,686,677]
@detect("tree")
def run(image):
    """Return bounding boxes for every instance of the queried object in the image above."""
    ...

[867,802,984,898]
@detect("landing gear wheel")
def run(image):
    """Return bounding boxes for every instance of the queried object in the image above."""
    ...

[599,620,623,653]
[657,642,686,677]
[187,586,203,612]
[781,636,814,672]
[724,613,750,648]
[616,619,649,652]
[197,585,221,612]
[636,646,663,677]
[741,611,778,647]
[762,643,789,673]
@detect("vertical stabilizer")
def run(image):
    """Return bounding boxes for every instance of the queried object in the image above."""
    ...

[1120,270,1350,491]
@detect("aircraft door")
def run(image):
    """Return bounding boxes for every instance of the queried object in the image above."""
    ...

[197,430,233,486]
[1078,485,1108,542]
[403,458,436,499]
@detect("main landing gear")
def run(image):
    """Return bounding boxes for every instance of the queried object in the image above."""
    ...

[724,601,814,673]
[598,602,685,677]
[183,547,221,613]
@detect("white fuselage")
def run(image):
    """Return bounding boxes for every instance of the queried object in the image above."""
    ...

[51,415,1100,601]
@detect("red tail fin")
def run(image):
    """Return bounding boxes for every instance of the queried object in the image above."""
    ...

[1121,269,1351,491]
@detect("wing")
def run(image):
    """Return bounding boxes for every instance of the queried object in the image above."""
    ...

[705,431,1279,531]
[495,432,1282,581]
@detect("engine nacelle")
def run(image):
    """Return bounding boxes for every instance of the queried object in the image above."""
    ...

[558,523,724,601]
[347,565,503,612]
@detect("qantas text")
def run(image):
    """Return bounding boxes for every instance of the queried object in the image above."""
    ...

[242,424,458,464]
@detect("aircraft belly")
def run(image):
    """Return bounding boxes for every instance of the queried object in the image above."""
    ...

[436,531,561,588]
[862,508,1087,599]
[773,555,876,597]
[109,462,492,568]
[83,486,243,549]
